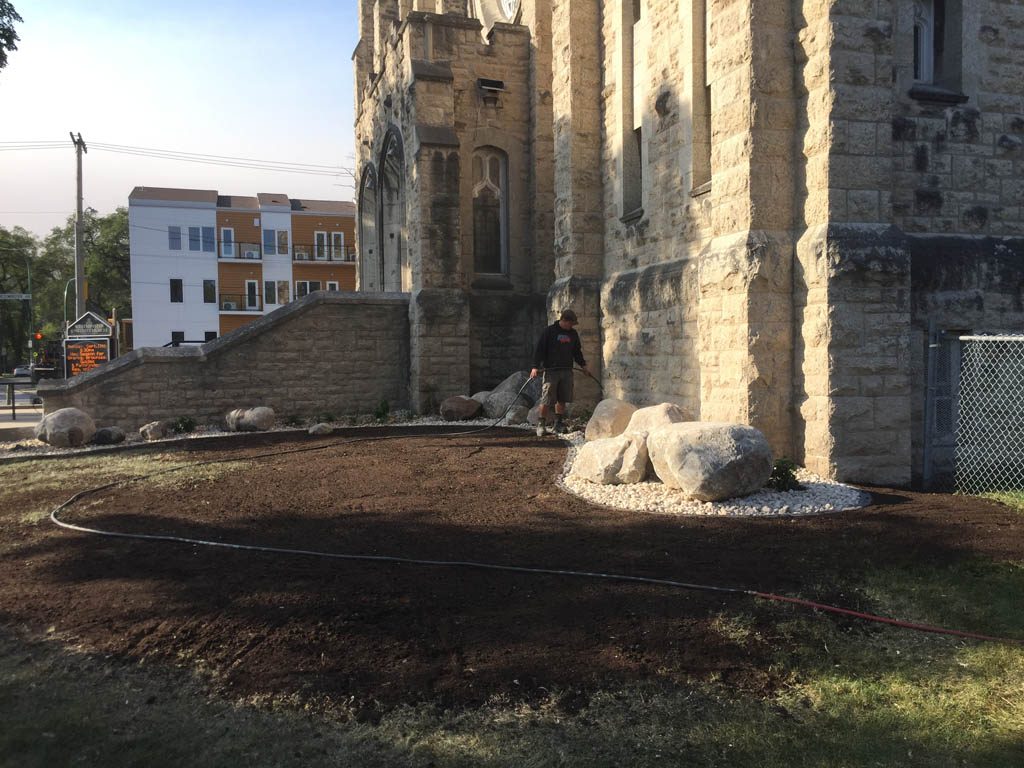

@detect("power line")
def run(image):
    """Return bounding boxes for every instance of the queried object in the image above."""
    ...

[89,142,353,171]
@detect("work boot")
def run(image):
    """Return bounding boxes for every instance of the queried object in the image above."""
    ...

[553,417,567,434]
[535,421,546,437]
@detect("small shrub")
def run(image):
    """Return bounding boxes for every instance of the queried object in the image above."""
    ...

[170,415,196,434]
[374,399,390,422]
[283,414,303,427]
[316,412,337,424]
[767,458,805,492]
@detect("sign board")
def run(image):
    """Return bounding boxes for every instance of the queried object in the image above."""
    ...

[67,311,112,338]
[64,338,111,378]
[0,293,31,300]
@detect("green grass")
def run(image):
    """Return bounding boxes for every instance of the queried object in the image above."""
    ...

[2,553,1022,767]
[981,490,1024,514]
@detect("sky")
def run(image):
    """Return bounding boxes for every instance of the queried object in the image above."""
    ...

[0,0,360,238]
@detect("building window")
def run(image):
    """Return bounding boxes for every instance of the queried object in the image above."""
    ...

[221,227,234,257]
[170,278,183,303]
[277,230,289,256]
[315,231,328,260]
[201,226,215,253]
[171,331,185,345]
[327,281,339,292]
[168,226,182,251]
[472,147,508,274]
[277,281,290,304]
[264,280,277,305]
[263,228,276,256]
[331,232,345,260]
[204,331,217,341]
[188,226,201,251]
[203,279,216,303]
[295,280,322,298]
[245,280,259,310]
[691,0,712,193]
[914,0,962,90]
[621,0,645,218]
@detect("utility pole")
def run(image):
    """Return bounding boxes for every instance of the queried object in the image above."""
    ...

[70,132,88,319]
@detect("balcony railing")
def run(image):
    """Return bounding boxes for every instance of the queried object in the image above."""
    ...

[219,293,262,312]
[219,242,262,260]
[293,245,357,263]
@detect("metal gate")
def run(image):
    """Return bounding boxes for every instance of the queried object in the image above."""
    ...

[923,327,963,490]
[954,335,1024,494]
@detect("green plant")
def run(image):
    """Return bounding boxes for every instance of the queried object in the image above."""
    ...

[283,414,303,428]
[374,399,390,422]
[170,415,196,434]
[315,412,336,424]
[766,457,804,492]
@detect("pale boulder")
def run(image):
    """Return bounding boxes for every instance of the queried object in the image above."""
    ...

[570,432,649,485]
[624,402,690,434]
[308,423,332,435]
[440,395,482,421]
[585,398,638,441]
[34,408,96,448]
[140,420,169,441]
[226,406,275,432]
[647,422,773,501]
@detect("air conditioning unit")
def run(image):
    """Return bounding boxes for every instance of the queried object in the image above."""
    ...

[243,250,259,259]
[222,301,238,310]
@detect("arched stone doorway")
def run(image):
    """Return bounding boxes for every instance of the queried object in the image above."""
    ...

[358,165,379,291]
[379,128,406,292]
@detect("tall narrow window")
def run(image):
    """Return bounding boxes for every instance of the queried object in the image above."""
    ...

[331,232,345,260]
[169,278,183,303]
[264,280,277,306]
[263,229,276,256]
[472,147,508,274]
[277,281,289,304]
[168,226,182,251]
[188,227,201,251]
[201,226,215,253]
[276,229,289,256]
[221,227,234,257]
[203,279,216,303]
[621,0,644,217]
[245,280,259,310]
[691,0,712,192]
[913,0,962,91]
[315,231,328,260]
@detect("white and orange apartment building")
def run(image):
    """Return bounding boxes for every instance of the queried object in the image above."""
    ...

[128,187,356,348]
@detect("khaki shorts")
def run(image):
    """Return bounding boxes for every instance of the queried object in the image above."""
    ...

[540,368,574,406]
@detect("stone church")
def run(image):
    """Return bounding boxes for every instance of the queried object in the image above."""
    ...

[353,0,1024,487]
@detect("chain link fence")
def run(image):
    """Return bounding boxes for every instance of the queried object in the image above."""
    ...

[955,335,1024,494]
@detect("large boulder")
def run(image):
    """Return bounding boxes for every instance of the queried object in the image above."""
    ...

[225,406,275,432]
[308,423,332,436]
[501,404,530,425]
[624,402,691,434]
[140,420,169,441]
[570,433,649,485]
[647,422,773,501]
[471,391,491,405]
[585,398,638,442]
[440,395,482,421]
[34,408,96,448]
[483,372,532,418]
[91,426,126,446]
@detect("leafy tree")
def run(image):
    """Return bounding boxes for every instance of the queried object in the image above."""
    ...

[0,225,37,370]
[0,1,21,70]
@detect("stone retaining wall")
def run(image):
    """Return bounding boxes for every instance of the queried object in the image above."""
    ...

[38,293,410,432]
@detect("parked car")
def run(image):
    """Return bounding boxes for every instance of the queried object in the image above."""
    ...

[12,365,31,377]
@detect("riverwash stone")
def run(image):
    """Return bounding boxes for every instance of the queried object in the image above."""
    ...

[570,432,649,485]
[585,398,638,442]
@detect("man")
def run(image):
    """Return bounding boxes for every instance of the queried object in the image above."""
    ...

[530,309,591,436]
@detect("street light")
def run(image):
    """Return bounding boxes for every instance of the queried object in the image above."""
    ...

[63,277,76,334]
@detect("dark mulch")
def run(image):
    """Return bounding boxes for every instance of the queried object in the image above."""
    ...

[1,427,1021,712]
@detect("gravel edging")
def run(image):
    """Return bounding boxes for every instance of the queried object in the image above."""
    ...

[555,433,870,517]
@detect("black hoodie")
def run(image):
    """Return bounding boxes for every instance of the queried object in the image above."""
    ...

[533,322,586,370]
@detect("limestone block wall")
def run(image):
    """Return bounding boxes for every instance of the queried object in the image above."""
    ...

[38,294,411,432]
[890,0,1024,238]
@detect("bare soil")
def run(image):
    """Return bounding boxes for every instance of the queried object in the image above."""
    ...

[2,426,1021,716]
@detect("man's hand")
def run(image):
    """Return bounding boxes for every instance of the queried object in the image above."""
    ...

[530,368,540,379]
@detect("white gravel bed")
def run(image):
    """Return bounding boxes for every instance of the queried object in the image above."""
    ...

[556,433,870,517]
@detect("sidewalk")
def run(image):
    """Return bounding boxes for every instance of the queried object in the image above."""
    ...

[0,403,42,441]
